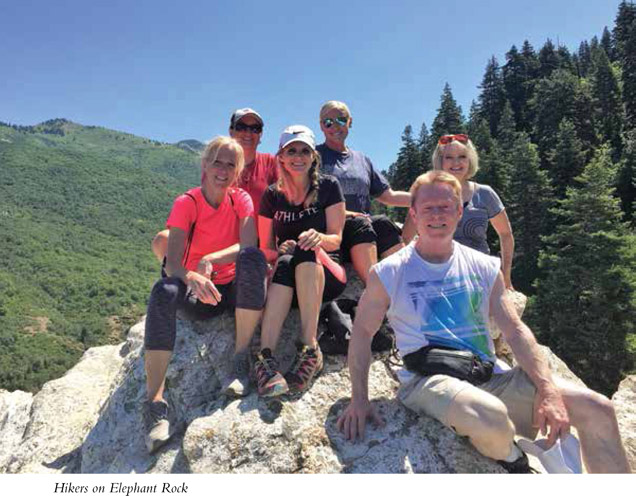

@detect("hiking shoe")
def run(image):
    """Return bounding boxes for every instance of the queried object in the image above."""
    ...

[222,351,252,397]
[255,348,288,398]
[285,344,323,393]
[143,400,172,454]
[497,449,538,474]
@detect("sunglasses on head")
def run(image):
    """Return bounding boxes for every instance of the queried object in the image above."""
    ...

[284,146,313,157]
[234,122,263,134]
[438,134,469,145]
[322,116,348,128]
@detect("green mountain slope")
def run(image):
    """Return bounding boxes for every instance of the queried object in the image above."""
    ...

[0,119,201,391]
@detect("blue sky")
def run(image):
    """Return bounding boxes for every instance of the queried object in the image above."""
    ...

[1,0,622,171]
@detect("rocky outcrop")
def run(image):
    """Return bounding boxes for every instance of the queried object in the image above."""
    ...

[0,286,633,473]
[1,345,125,473]
[612,375,636,471]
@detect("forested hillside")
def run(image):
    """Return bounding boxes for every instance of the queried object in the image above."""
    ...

[0,119,200,391]
[382,1,636,395]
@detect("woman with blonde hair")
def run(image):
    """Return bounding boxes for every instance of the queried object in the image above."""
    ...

[407,134,514,289]
[143,136,267,452]
[256,125,346,397]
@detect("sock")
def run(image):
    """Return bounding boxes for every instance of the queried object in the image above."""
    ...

[503,442,523,462]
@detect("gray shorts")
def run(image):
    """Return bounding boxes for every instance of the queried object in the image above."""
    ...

[398,367,538,439]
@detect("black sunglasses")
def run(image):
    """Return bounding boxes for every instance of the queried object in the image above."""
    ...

[234,122,263,134]
[322,116,348,128]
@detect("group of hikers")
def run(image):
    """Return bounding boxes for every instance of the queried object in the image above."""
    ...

[141,101,631,473]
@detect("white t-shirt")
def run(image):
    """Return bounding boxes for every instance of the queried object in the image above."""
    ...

[374,241,500,368]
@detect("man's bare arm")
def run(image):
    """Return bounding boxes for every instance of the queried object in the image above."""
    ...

[337,269,390,440]
[490,271,570,444]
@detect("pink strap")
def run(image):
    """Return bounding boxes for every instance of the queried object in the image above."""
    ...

[315,247,347,284]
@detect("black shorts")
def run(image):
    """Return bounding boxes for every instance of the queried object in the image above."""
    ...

[341,214,403,260]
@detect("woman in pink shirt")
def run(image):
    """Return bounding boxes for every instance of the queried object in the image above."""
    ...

[143,136,267,453]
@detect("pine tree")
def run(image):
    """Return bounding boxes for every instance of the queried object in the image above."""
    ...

[613,1,636,60]
[546,119,586,199]
[556,45,576,74]
[495,101,518,153]
[620,18,636,130]
[572,79,599,161]
[506,134,554,294]
[617,129,636,221]
[477,56,507,137]
[391,125,421,192]
[417,122,432,171]
[600,26,615,61]
[538,39,560,78]
[430,83,465,140]
[531,69,579,167]
[530,146,635,395]
[591,49,624,155]
[577,40,592,77]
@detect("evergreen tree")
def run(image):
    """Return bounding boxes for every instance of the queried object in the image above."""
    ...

[503,45,527,129]
[613,1,636,60]
[430,83,465,139]
[591,49,624,155]
[620,18,636,130]
[477,56,507,137]
[556,45,576,74]
[467,102,495,154]
[577,40,592,77]
[538,39,560,78]
[600,26,615,61]
[495,101,519,152]
[417,122,432,172]
[617,129,636,221]
[572,79,599,161]
[530,146,635,395]
[531,69,578,167]
[506,134,554,294]
[546,119,586,199]
[390,125,421,191]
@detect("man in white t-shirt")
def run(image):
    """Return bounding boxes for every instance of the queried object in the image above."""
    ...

[337,170,631,473]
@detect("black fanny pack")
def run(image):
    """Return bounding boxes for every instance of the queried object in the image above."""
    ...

[402,345,494,385]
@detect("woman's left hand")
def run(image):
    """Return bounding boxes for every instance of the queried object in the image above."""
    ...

[297,229,322,251]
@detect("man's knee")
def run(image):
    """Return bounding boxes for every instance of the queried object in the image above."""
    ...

[566,386,617,427]
[451,393,515,440]
[152,229,170,261]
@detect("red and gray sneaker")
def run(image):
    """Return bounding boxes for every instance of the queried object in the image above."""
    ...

[255,348,289,398]
[285,344,323,393]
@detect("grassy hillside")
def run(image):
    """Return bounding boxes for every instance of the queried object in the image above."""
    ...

[0,119,201,391]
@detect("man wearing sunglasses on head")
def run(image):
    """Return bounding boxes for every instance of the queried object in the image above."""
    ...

[151,108,278,263]
[317,101,411,284]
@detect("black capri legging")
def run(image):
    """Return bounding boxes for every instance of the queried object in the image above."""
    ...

[271,245,346,304]
[144,247,267,351]
[341,214,402,260]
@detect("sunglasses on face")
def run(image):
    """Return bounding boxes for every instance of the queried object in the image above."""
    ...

[438,134,469,145]
[284,146,313,157]
[234,122,263,134]
[322,116,349,128]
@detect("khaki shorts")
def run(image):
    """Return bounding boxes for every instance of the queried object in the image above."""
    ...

[398,367,538,439]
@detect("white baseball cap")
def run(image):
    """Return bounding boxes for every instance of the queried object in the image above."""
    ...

[230,108,264,128]
[278,125,316,152]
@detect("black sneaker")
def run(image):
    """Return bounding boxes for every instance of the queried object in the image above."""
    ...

[497,449,538,474]
[222,351,252,397]
[143,400,172,453]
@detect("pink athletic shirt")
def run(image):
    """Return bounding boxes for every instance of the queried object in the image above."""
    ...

[237,152,278,216]
[166,187,254,284]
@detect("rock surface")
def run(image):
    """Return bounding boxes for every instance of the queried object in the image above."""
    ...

[0,284,633,474]
[1,345,125,473]
[612,375,636,471]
